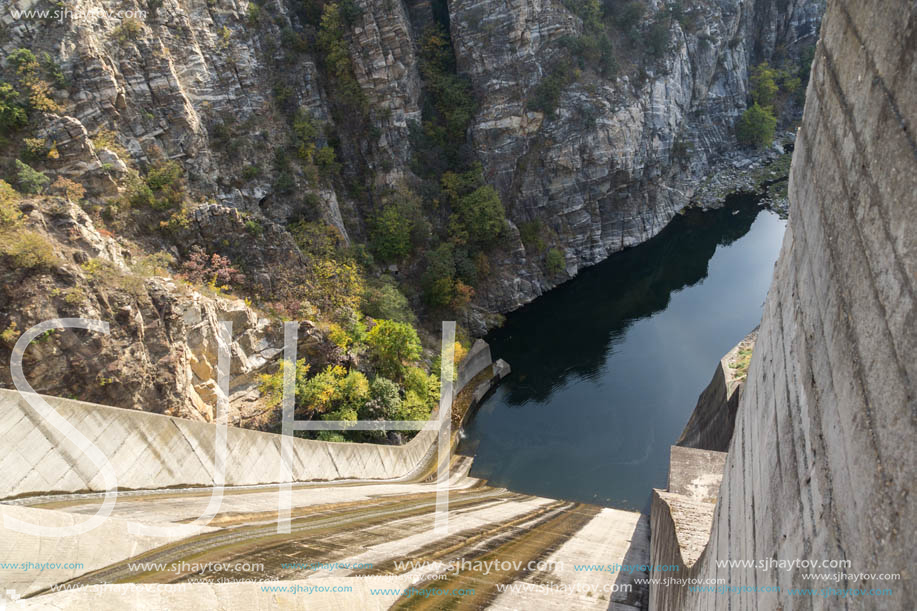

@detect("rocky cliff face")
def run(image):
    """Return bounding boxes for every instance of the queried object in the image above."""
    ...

[453,0,822,314]
[0,0,821,417]
[0,195,281,424]
[0,192,347,424]
[4,0,821,297]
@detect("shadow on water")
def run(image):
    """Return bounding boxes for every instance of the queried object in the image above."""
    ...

[458,193,785,510]
[488,195,762,404]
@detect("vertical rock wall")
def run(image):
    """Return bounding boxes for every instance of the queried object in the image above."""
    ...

[650,0,916,608]
[449,0,823,314]
[0,0,824,328]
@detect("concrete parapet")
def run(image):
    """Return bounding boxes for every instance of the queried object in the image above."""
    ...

[455,339,493,391]
[649,490,710,611]
[649,445,726,609]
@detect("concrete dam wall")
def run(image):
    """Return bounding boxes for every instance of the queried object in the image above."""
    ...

[650,0,916,608]
[0,341,503,500]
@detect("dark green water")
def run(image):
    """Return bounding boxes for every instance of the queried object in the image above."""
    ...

[457,195,787,511]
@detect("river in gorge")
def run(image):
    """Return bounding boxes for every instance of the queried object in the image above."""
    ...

[457,194,787,511]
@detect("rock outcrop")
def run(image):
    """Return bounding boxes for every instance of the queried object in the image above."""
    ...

[0,196,289,425]
[1,0,823,323]
[650,0,916,608]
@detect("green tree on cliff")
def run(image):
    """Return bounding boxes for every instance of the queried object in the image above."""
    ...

[366,320,422,380]
[0,82,28,131]
[749,62,779,107]
[736,102,777,149]
[370,203,414,262]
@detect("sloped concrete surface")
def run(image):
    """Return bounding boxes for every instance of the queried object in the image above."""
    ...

[0,505,217,597]
[3,461,649,610]
[1,339,650,609]
[675,331,755,452]
[0,341,497,499]
[16,576,415,610]
[0,389,437,498]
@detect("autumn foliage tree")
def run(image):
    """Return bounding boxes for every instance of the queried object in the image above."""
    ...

[181,246,245,289]
[366,319,422,380]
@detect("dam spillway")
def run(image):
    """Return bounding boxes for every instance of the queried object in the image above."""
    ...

[0,347,651,610]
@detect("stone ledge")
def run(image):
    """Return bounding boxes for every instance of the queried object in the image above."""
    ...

[667,445,726,504]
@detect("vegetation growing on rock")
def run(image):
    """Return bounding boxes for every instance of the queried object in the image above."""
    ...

[0,82,28,132]
[736,103,777,149]
[0,179,57,269]
[13,160,48,194]
[737,60,812,148]
[0,0,823,441]
[366,320,423,380]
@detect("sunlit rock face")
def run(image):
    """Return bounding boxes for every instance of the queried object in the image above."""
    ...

[1,0,821,333]
[450,0,823,317]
